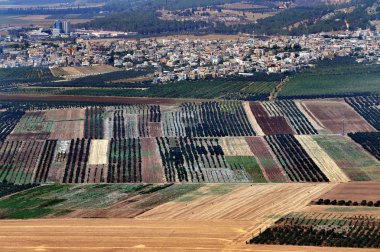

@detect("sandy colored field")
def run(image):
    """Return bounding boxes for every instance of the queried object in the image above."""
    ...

[317,182,380,202]
[139,183,335,241]
[51,65,119,78]
[88,140,109,165]
[242,101,264,136]
[295,135,349,182]
[220,137,253,156]
[0,219,373,252]
[302,100,376,134]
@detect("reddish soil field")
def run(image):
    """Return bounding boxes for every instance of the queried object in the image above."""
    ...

[148,122,163,137]
[249,102,294,135]
[45,109,85,140]
[140,137,165,183]
[302,100,376,134]
[317,182,380,202]
[245,137,289,182]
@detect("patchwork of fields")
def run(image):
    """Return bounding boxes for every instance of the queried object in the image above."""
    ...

[0,96,379,185]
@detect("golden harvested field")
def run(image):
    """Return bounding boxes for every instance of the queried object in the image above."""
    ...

[0,183,341,252]
[139,183,335,240]
[88,140,109,165]
[51,65,119,78]
[295,135,349,182]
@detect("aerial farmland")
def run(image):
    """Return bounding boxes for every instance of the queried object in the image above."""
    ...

[0,94,379,250]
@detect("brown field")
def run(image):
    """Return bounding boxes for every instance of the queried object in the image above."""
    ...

[295,135,349,182]
[302,100,376,134]
[249,102,294,135]
[45,108,85,140]
[140,137,165,183]
[242,101,264,136]
[245,137,289,182]
[317,182,380,202]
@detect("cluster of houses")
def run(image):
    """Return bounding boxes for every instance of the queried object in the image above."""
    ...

[0,28,379,83]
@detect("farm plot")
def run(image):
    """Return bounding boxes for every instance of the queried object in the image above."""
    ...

[300,100,375,134]
[0,140,44,184]
[47,140,70,182]
[62,138,92,183]
[0,110,24,142]
[51,65,119,78]
[108,138,142,183]
[177,101,256,137]
[84,107,104,139]
[45,108,85,140]
[245,137,289,182]
[140,137,165,183]
[242,101,265,136]
[262,100,318,135]
[316,182,380,203]
[249,102,294,135]
[313,135,380,181]
[295,135,349,182]
[265,134,329,182]
[345,96,380,130]
[250,212,380,248]
[139,183,335,240]
[156,137,254,183]
[349,132,380,160]
[9,111,52,140]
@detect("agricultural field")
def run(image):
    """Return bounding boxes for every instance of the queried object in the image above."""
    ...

[50,65,119,79]
[349,132,380,160]
[250,212,380,248]
[345,96,380,131]
[300,100,376,134]
[312,135,380,181]
[279,57,380,98]
[0,97,380,186]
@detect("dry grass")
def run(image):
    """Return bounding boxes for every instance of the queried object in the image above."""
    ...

[88,140,109,165]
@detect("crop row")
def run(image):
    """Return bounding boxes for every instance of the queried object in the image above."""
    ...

[84,107,104,139]
[262,100,317,135]
[0,110,24,142]
[345,96,380,130]
[315,198,380,207]
[265,134,328,182]
[250,214,380,248]
[176,101,256,137]
[63,138,91,183]
[108,138,142,183]
[0,140,51,184]
[348,132,380,160]
[155,137,250,183]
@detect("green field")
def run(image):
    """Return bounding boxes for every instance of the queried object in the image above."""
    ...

[313,135,380,181]
[226,156,267,183]
[279,57,380,97]
[0,183,202,219]
[60,80,277,100]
